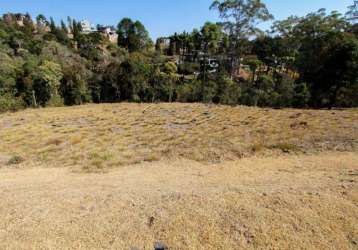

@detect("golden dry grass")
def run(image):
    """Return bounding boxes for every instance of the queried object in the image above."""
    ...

[0,152,357,249]
[0,103,357,171]
[0,103,357,249]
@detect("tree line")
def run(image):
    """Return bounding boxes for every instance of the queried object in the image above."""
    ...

[1,0,358,113]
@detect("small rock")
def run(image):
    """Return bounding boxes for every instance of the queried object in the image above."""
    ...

[154,242,168,250]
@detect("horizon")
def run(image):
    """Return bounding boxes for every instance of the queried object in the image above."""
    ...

[0,0,351,40]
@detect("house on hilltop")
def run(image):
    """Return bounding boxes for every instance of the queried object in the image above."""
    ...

[80,20,95,33]
[347,0,358,24]
[3,13,27,26]
[97,25,118,43]
[156,37,171,53]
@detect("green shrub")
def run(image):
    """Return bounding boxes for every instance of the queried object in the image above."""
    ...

[0,94,26,113]
[46,94,64,107]
[217,76,241,105]
[178,62,200,75]
[176,80,202,102]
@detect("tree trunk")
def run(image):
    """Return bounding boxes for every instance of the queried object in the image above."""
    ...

[32,90,37,107]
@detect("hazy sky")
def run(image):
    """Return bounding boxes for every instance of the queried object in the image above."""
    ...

[0,0,352,39]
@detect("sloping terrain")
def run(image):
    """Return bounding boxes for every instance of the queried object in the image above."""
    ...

[0,103,357,171]
[0,104,357,249]
[0,153,357,249]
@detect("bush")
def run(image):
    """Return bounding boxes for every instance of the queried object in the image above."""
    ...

[178,62,200,75]
[216,76,241,105]
[46,94,64,107]
[202,80,217,103]
[274,74,294,107]
[293,82,311,108]
[0,94,26,113]
[176,80,201,102]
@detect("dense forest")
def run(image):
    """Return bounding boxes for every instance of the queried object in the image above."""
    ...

[1,0,358,112]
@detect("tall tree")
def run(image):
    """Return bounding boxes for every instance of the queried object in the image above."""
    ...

[210,0,273,76]
[201,22,222,55]
[291,10,352,107]
[117,18,151,52]
[32,60,63,106]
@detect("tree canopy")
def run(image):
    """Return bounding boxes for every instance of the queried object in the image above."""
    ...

[117,18,151,52]
[0,3,357,112]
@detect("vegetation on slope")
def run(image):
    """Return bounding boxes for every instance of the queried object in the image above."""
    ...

[1,1,358,112]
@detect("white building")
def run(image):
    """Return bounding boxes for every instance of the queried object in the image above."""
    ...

[347,1,358,25]
[98,26,118,43]
[80,20,95,33]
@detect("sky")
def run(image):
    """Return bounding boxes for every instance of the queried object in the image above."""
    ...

[0,0,352,39]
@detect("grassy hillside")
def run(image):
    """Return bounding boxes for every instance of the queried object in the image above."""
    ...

[0,104,357,249]
[0,103,357,171]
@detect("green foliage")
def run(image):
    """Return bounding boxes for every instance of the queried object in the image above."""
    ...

[202,80,217,103]
[176,80,202,102]
[215,74,241,105]
[45,93,64,107]
[245,58,263,83]
[201,22,222,54]
[274,74,294,107]
[0,7,357,111]
[0,93,25,112]
[178,62,200,75]
[117,18,152,52]
[60,65,91,105]
[210,0,273,74]
[163,62,177,74]
[255,75,276,106]
[293,82,311,108]
[274,9,356,108]
[0,51,22,94]
[32,60,63,106]
[210,0,274,38]
[37,61,63,89]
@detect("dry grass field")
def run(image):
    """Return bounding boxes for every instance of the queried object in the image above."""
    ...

[0,103,357,171]
[0,103,357,249]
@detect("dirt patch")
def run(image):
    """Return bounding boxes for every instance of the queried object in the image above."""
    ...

[0,153,12,165]
[0,152,357,249]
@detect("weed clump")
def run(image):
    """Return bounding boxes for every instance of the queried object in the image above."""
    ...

[251,143,265,153]
[271,143,299,153]
[7,155,24,165]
